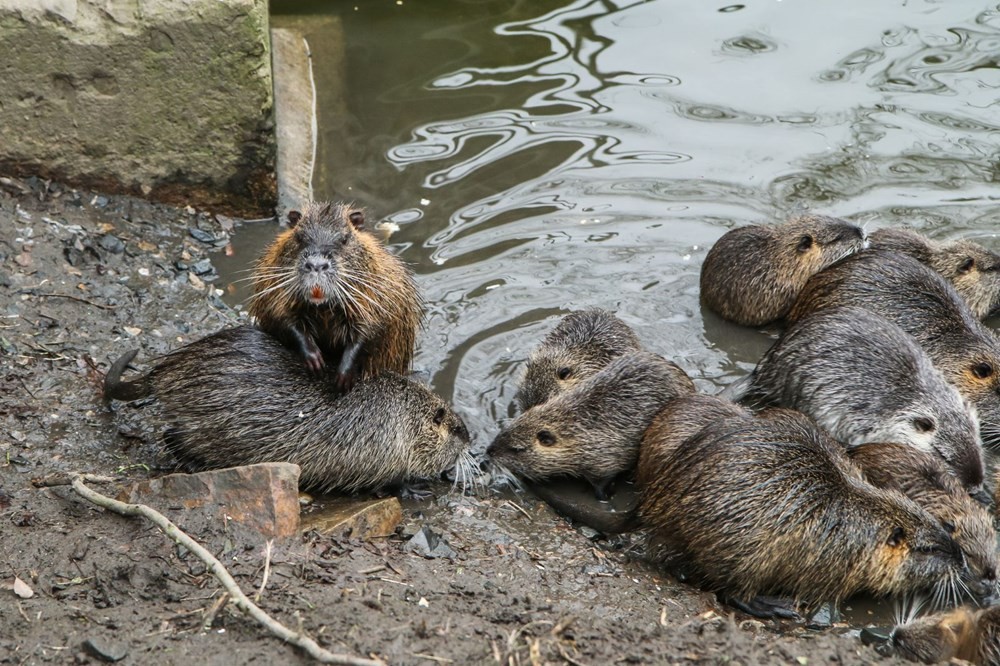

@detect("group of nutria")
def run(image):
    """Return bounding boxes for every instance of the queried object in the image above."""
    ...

[490,214,1000,664]
[104,203,1000,664]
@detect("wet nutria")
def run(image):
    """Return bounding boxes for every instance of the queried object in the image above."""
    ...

[104,326,471,494]
[699,214,866,326]
[731,306,985,490]
[789,249,1000,448]
[247,202,422,391]
[515,309,642,411]
[891,605,1000,664]
[870,227,1000,320]
[637,398,970,614]
[848,442,997,603]
[488,350,696,499]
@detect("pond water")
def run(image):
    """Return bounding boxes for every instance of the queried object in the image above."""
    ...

[219,0,1000,626]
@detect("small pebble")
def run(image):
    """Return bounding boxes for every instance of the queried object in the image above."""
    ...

[98,234,125,254]
[82,637,127,663]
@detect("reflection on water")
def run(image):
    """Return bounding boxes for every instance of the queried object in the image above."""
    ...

[259,0,1000,628]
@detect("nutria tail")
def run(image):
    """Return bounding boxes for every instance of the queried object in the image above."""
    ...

[103,350,152,402]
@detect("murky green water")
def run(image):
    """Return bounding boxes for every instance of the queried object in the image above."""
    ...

[219,0,1000,627]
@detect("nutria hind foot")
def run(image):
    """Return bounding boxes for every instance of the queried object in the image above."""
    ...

[725,595,802,620]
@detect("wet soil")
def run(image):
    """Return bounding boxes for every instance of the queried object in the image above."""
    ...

[0,179,904,665]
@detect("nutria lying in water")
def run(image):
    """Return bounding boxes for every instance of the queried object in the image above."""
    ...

[248,202,422,391]
[700,214,865,326]
[104,326,471,494]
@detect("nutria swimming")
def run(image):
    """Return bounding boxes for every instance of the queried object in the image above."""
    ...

[488,350,695,499]
[731,306,985,490]
[104,326,470,494]
[870,227,1000,320]
[247,202,422,391]
[699,214,865,326]
[637,399,970,615]
[848,442,997,604]
[789,249,1000,447]
[515,309,643,411]
[891,605,1000,664]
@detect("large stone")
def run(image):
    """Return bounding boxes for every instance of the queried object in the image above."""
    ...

[119,463,300,543]
[300,497,402,539]
[0,0,275,215]
[270,27,315,214]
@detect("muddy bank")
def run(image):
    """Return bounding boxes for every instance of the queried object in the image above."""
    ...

[0,179,903,664]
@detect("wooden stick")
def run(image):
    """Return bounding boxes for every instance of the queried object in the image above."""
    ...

[32,473,117,488]
[68,475,385,666]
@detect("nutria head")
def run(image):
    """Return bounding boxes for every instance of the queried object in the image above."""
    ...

[891,607,979,664]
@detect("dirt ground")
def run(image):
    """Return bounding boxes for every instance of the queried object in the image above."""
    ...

[0,178,907,665]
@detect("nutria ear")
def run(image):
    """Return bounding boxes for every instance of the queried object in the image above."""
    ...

[796,235,814,252]
[287,210,303,228]
[348,211,365,229]
[887,526,906,547]
[433,407,446,425]
[958,257,975,274]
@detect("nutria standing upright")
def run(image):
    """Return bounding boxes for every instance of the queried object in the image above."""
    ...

[489,350,695,499]
[891,605,1000,664]
[870,227,1000,319]
[637,399,970,616]
[733,306,985,490]
[104,326,471,494]
[248,202,421,390]
[515,309,643,411]
[848,442,997,604]
[789,249,1000,447]
[699,214,865,326]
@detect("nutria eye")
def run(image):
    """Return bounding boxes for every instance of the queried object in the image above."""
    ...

[341,234,350,246]
[537,430,557,446]
[958,257,975,274]
[942,520,956,534]
[348,211,365,229]
[887,526,906,547]
[796,235,814,252]
[287,210,303,228]
[972,362,994,379]
[557,367,572,380]
[433,407,446,425]
[912,417,936,433]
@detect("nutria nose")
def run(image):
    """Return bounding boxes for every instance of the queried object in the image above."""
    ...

[304,259,330,273]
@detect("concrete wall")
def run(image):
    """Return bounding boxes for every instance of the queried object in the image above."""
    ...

[0,0,275,215]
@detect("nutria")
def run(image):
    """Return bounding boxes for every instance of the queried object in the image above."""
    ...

[104,326,470,494]
[488,350,696,499]
[699,214,865,326]
[731,306,985,490]
[516,309,643,411]
[789,249,1000,447]
[637,399,970,615]
[870,227,1000,320]
[848,442,997,603]
[247,202,422,391]
[891,605,1000,664]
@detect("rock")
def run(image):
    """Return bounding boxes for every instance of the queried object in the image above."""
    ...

[82,637,127,663]
[271,26,317,213]
[119,463,301,543]
[190,258,215,276]
[98,234,125,254]
[404,526,456,560]
[0,0,275,215]
[300,497,402,539]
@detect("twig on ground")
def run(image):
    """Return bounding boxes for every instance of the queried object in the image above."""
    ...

[201,591,229,633]
[67,474,385,666]
[32,473,117,488]
[255,540,273,603]
[31,292,114,310]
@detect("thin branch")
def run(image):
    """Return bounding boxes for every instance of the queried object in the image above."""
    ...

[68,474,385,666]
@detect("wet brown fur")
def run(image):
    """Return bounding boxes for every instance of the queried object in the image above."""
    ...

[892,606,1000,664]
[700,214,865,326]
[870,227,1000,320]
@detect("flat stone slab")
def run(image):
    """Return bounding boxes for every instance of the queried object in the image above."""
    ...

[301,497,402,539]
[271,27,315,214]
[119,463,300,542]
[0,0,275,214]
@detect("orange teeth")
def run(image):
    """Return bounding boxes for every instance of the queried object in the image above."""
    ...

[311,286,324,300]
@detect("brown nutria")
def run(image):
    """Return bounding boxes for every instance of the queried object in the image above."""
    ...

[848,442,997,603]
[488,350,696,500]
[516,309,642,411]
[637,398,970,615]
[699,214,866,326]
[730,306,985,491]
[891,605,1000,664]
[104,326,471,494]
[789,249,1000,448]
[247,202,422,391]
[870,227,1000,320]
